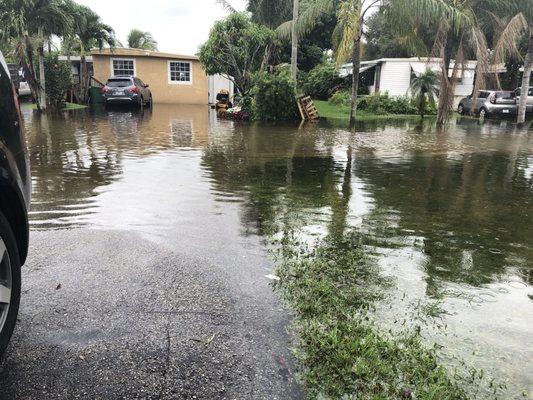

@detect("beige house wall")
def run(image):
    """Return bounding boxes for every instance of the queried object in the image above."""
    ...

[92,49,208,104]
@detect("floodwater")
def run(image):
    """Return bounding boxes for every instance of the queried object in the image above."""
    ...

[23,104,533,398]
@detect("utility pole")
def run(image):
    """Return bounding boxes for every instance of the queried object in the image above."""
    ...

[291,0,299,88]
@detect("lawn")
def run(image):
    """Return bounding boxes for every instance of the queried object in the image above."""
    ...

[24,102,88,111]
[314,100,422,121]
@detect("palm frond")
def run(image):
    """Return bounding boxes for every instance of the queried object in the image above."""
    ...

[492,13,528,64]
[277,0,336,40]
[215,0,237,13]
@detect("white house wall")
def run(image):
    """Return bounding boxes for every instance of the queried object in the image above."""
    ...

[378,62,412,96]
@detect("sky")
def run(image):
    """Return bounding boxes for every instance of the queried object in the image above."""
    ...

[74,0,248,56]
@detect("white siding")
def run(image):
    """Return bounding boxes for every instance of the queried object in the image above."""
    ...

[378,62,412,96]
[208,74,234,104]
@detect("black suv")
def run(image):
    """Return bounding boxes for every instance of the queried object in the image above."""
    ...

[0,53,31,357]
[101,76,152,107]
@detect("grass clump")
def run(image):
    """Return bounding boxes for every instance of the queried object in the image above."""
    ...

[314,100,420,121]
[274,232,471,400]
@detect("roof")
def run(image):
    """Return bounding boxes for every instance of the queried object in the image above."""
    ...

[341,57,478,70]
[58,55,93,62]
[90,47,199,61]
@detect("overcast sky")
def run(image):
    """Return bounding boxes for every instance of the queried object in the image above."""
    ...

[74,0,248,55]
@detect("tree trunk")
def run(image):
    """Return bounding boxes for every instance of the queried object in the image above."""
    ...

[349,38,362,125]
[37,28,46,111]
[436,35,453,125]
[290,0,299,88]
[80,54,88,104]
[517,31,533,125]
[420,93,426,119]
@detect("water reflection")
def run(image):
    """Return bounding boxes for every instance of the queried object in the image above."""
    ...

[23,105,533,396]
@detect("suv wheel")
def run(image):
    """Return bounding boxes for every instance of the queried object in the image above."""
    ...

[457,104,465,115]
[0,211,21,358]
[479,107,488,119]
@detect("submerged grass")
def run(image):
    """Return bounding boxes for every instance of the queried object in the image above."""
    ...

[314,100,422,121]
[273,232,474,400]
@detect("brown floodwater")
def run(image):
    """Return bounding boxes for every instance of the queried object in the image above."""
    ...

[23,104,533,398]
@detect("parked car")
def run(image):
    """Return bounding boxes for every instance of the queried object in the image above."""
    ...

[0,52,31,358]
[514,87,533,113]
[101,76,152,107]
[17,80,31,97]
[457,90,517,118]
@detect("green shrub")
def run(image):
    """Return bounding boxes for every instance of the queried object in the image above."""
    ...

[302,62,343,100]
[44,53,71,110]
[328,90,351,106]
[358,93,417,115]
[252,71,299,121]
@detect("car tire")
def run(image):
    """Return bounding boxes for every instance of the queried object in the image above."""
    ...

[457,104,465,115]
[479,107,488,119]
[139,96,144,109]
[0,210,21,359]
[147,95,152,108]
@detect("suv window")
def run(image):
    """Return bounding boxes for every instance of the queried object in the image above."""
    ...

[478,91,489,99]
[107,78,132,88]
[528,88,533,96]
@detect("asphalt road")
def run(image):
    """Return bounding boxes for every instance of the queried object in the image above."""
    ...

[0,229,302,399]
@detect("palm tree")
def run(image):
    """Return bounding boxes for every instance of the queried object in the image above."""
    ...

[410,68,439,119]
[0,0,72,110]
[67,2,115,103]
[505,1,533,125]
[277,0,378,124]
[127,29,158,51]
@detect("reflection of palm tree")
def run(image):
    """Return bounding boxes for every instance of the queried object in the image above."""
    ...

[329,146,352,238]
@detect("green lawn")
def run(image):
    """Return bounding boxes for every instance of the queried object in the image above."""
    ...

[24,102,87,111]
[314,100,422,121]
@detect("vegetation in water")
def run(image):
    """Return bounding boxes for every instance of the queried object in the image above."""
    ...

[272,231,486,400]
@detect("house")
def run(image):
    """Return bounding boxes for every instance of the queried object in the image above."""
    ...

[339,57,488,107]
[58,55,94,84]
[91,48,229,105]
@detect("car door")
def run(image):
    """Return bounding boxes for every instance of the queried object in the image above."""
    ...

[136,78,148,100]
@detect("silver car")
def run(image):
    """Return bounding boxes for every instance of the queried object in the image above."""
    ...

[457,90,517,118]
[514,87,533,113]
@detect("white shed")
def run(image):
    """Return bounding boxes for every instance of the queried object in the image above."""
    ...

[340,57,478,107]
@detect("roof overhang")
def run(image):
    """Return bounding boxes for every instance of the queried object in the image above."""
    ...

[91,47,199,61]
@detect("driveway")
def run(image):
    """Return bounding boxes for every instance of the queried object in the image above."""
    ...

[0,229,301,399]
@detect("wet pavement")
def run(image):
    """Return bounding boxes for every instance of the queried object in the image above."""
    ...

[1,104,532,398]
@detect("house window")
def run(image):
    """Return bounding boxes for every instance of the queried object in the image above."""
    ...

[112,58,135,76]
[168,61,192,84]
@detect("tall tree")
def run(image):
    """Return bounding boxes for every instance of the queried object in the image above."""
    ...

[66,2,115,103]
[290,0,299,85]
[0,0,72,110]
[278,0,380,124]
[386,0,521,125]
[199,12,274,95]
[127,29,158,51]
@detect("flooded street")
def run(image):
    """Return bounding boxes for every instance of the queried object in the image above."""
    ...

[5,104,533,398]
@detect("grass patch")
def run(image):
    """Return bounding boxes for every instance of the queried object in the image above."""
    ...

[315,100,421,121]
[273,232,478,399]
[24,102,87,111]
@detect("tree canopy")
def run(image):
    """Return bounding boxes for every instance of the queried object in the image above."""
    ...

[127,29,158,51]
[198,12,274,95]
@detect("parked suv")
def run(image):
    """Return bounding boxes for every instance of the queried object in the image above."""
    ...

[514,87,533,113]
[0,52,31,357]
[457,90,517,118]
[102,76,152,107]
